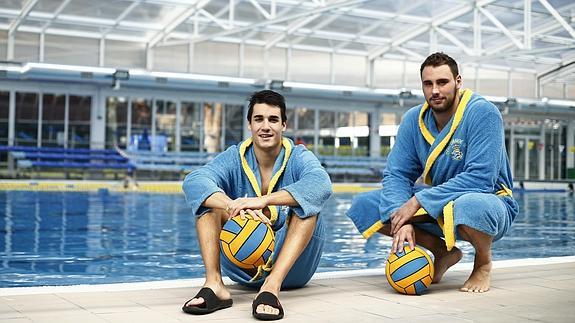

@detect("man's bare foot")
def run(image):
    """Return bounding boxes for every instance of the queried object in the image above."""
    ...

[460,261,492,293]
[432,247,463,283]
[184,282,231,307]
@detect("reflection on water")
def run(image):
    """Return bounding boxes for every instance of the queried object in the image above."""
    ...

[1,190,574,287]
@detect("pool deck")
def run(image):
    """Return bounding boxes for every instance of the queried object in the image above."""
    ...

[1,257,574,322]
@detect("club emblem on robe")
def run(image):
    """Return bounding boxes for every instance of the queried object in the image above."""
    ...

[446,138,465,161]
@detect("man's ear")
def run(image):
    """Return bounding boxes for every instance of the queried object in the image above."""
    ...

[282,122,287,131]
[455,74,462,90]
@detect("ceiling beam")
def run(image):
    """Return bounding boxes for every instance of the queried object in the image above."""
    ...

[538,0,575,39]
[148,0,213,48]
[189,0,371,44]
[435,26,475,56]
[41,0,72,32]
[8,0,39,35]
[102,1,140,36]
[367,0,497,60]
[264,13,322,49]
[478,6,524,50]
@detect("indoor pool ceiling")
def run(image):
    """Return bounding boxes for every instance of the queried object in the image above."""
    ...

[0,0,574,83]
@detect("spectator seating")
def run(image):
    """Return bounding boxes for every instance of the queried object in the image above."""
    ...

[0,146,134,179]
[121,150,217,179]
[319,155,386,182]
[0,145,386,182]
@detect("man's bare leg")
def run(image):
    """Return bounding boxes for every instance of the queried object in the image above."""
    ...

[379,223,462,283]
[458,225,492,293]
[184,210,231,307]
[255,215,317,316]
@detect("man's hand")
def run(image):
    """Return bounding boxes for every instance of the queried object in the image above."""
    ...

[391,224,415,253]
[390,196,421,234]
[226,196,271,225]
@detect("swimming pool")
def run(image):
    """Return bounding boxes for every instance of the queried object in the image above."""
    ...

[1,189,574,287]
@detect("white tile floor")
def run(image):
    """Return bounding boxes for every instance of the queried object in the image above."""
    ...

[1,258,574,322]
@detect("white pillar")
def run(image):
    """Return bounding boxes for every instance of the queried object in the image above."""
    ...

[369,108,381,158]
[567,121,575,174]
[313,109,319,155]
[509,124,515,178]
[64,94,69,148]
[90,90,106,149]
[37,92,43,147]
[365,58,374,88]
[539,123,546,180]
[329,52,335,84]
[99,38,105,67]
[8,90,15,146]
[175,101,181,152]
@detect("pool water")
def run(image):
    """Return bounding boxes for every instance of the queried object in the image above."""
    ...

[1,190,574,287]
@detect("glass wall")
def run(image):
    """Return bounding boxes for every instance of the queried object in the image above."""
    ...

[296,108,315,149]
[41,94,65,147]
[105,97,128,149]
[0,91,9,145]
[318,110,335,155]
[181,102,201,152]
[284,108,296,140]
[354,111,369,156]
[203,103,223,153]
[380,112,397,157]
[155,100,176,152]
[337,112,352,155]
[131,98,152,150]
[68,95,91,149]
[15,92,38,146]
[224,104,244,148]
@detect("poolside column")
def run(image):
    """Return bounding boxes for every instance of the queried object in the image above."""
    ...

[370,108,380,158]
[567,121,575,178]
[539,122,546,180]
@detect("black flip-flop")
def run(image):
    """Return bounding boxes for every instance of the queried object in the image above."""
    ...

[252,291,284,321]
[182,287,233,315]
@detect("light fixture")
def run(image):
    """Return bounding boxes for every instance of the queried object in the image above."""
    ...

[112,69,130,90]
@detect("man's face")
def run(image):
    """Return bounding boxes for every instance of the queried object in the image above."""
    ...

[421,64,462,113]
[248,103,286,150]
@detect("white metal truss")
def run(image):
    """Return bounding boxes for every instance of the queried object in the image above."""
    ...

[0,0,573,90]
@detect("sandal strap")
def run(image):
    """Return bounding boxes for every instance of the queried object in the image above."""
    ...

[253,291,284,315]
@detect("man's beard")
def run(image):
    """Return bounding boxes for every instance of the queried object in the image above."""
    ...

[427,89,457,113]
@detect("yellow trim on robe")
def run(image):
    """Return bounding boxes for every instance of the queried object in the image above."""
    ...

[239,137,292,225]
[361,220,385,239]
[418,105,435,145]
[362,206,429,239]
[420,89,473,185]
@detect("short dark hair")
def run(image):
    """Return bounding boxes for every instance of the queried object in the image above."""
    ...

[420,52,459,79]
[247,90,287,123]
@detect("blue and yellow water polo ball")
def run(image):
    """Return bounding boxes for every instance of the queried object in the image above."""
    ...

[385,245,434,295]
[219,216,275,269]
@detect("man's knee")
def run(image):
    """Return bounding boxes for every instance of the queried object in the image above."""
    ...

[197,209,229,226]
[453,193,508,238]
[457,224,492,242]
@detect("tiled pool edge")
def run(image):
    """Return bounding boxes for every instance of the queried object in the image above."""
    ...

[2,255,574,296]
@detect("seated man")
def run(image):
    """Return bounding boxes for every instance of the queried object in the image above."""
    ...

[347,52,518,293]
[182,90,332,320]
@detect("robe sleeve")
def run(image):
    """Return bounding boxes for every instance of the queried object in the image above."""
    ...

[182,146,238,216]
[414,104,504,219]
[281,148,333,218]
[380,108,423,221]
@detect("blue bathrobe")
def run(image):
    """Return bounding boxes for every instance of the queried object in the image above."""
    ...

[347,89,519,250]
[183,137,332,288]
